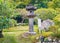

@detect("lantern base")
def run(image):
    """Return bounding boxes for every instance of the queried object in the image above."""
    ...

[27,32,36,35]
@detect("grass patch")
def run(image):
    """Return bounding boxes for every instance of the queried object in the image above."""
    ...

[1,32,36,43]
[0,25,53,43]
[3,25,38,32]
[0,25,39,43]
[0,33,17,43]
[3,26,29,32]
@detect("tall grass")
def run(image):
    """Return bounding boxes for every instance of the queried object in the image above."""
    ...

[0,33,17,43]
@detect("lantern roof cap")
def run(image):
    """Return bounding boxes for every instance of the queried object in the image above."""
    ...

[26,4,37,11]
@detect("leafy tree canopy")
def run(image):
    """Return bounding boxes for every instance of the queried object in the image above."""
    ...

[35,8,56,20]
[0,0,17,29]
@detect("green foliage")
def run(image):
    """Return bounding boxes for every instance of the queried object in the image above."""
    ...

[3,34,17,43]
[16,0,53,8]
[30,0,51,8]
[42,32,53,37]
[8,0,60,9]
[9,19,17,27]
[0,0,17,29]
[16,0,31,8]
[53,0,60,8]
[35,8,56,20]
[49,25,60,38]
[49,25,59,33]
[0,1,12,17]
[52,32,60,38]
[0,17,17,29]
[0,33,17,43]
[23,18,28,23]
[0,17,9,29]
[34,19,37,25]
[47,1,54,8]
[48,0,60,9]
[53,14,60,26]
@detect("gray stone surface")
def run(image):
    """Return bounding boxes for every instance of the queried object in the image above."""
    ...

[29,18,34,32]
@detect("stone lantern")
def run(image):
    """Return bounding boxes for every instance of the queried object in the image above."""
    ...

[26,4,37,34]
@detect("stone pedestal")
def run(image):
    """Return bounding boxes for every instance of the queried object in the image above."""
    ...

[27,14,36,34]
[26,4,37,34]
[29,18,34,32]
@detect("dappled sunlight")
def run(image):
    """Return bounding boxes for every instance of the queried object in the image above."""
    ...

[3,26,29,32]
[0,0,60,43]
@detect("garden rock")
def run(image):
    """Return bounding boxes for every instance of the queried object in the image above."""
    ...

[22,32,36,38]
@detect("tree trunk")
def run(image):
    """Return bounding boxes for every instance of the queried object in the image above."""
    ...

[0,30,3,38]
[21,17,25,24]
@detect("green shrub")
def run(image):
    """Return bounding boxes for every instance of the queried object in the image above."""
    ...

[52,33,60,38]
[23,18,28,23]
[49,25,59,33]
[34,19,37,25]
[53,14,60,27]
[0,0,17,30]
[9,19,17,27]
[35,8,56,20]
